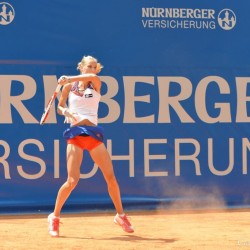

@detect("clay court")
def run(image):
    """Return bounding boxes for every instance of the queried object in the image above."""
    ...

[1,208,250,250]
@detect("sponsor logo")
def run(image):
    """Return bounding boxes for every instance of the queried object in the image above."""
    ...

[218,9,236,30]
[0,2,14,25]
[141,7,236,31]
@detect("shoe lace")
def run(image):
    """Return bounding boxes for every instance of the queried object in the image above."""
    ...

[51,218,61,230]
[121,214,132,226]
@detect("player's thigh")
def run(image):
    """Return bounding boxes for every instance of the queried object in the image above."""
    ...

[66,143,83,178]
[89,143,115,177]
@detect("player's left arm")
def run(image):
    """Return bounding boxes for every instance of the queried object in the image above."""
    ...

[58,74,102,93]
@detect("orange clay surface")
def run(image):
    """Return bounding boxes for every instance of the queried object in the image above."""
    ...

[0,209,250,250]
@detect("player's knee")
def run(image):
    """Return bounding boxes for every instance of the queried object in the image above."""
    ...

[67,176,79,189]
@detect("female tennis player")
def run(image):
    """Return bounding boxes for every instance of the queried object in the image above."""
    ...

[48,55,134,237]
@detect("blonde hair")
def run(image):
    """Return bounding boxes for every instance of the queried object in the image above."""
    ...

[77,55,103,74]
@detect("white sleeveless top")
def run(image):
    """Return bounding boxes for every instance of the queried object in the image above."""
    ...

[67,82,101,126]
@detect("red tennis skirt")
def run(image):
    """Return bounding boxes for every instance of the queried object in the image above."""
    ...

[67,135,102,151]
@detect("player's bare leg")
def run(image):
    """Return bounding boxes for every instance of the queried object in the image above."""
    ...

[90,143,134,233]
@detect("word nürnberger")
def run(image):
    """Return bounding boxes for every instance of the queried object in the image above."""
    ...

[142,8,215,19]
[0,75,250,124]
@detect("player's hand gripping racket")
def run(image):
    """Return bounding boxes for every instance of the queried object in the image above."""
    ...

[40,84,62,125]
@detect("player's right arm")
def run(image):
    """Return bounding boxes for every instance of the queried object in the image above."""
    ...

[57,83,72,116]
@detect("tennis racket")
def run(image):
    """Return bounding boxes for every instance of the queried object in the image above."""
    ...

[40,84,62,125]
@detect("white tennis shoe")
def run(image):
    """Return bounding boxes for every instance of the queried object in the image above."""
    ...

[114,214,134,233]
[48,213,60,237]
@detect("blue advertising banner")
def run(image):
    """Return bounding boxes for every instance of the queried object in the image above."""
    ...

[0,0,250,213]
